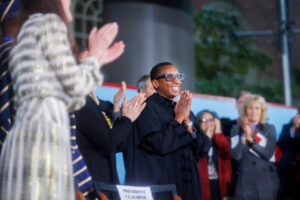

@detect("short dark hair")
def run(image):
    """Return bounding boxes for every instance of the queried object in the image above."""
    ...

[137,75,150,92]
[150,62,173,80]
[235,90,251,101]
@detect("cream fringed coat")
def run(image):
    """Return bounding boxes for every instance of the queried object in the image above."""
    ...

[0,13,103,200]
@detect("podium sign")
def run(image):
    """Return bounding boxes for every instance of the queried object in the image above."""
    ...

[116,185,154,200]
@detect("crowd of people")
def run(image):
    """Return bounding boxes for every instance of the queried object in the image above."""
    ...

[0,0,300,200]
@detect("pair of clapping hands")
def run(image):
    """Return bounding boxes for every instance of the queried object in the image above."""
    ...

[241,117,255,144]
[113,82,146,122]
[174,91,195,133]
[203,118,222,139]
[90,81,146,123]
[86,22,124,67]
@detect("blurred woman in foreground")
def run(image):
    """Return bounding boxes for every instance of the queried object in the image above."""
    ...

[0,0,125,199]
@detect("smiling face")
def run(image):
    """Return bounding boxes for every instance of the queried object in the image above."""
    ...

[60,0,73,23]
[152,65,182,100]
[246,102,262,124]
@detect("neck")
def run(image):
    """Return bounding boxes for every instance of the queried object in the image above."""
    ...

[159,93,174,101]
[248,120,258,127]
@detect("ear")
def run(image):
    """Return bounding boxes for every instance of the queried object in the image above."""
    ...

[152,80,159,90]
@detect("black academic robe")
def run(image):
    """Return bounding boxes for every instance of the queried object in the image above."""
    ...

[124,93,211,200]
[75,96,132,184]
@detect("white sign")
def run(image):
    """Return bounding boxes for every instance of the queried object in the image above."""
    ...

[116,185,154,200]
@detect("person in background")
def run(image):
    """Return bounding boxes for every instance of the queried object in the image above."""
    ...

[230,94,279,200]
[277,107,300,200]
[221,91,251,137]
[0,0,125,199]
[75,86,146,198]
[197,110,232,200]
[124,62,211,200]
[220,90,251,196]
[136,74,156,98]
[0,0,21,153]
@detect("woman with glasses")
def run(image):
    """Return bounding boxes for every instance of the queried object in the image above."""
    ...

[197,110,232,200]
[124,62,211,200]
[230,94,279,200]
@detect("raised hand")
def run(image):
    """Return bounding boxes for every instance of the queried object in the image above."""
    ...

[241,117,254,143]
[100,41,125,66]
[121,93,146,122]
[292,114,300,132]
[88,23,124,65]
[174,90,192,124]
[113,81,126,113]
[214,118,221,134]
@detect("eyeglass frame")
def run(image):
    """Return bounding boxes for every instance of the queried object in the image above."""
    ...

[153,73,185,82]
[200,117,215,123]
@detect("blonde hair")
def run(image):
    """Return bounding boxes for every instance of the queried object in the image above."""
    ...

[240,94,268,124]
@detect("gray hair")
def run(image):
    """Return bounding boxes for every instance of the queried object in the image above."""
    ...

[137,75,151,92]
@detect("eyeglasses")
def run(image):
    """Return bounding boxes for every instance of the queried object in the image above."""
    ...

[154,73,184,82]
[200,118,214,123]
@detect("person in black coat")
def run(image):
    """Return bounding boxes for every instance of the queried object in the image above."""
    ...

[124,62,211,200]
[75,89,146,187]
[230,94,279,200]
[277,110,300,199]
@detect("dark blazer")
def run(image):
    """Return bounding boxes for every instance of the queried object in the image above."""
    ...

[124,93,211,200]
[230,123,279,200]
[75,96,132,184]
[277,123,300,199]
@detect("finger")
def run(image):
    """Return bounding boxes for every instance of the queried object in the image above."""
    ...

[100,41,125,65]
[122,95,127,108]
[89,27,97,40]
[100,22,118,45]
[121,81,126,92]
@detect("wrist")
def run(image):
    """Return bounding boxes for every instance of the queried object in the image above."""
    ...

[185,121,193,128]
[175,117,184,124]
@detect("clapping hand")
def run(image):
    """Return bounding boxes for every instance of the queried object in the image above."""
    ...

[121,93,146,122]
[113,81,126,113]
[241,117,254,143]
[292,114,300,133]
[174,90,192,124]
[88,22,125,66]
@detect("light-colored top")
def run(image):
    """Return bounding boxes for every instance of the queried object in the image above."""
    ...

[9,13,103,111]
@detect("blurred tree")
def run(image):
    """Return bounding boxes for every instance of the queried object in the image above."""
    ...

[194,7,284,103]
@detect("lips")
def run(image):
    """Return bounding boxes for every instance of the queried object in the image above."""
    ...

[170,86,179,93]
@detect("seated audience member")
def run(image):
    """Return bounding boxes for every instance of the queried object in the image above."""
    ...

[230,94,279,200]
[277,107,300,200]
[197,110,232,200]
[136,74,156,97]
[75,86,146,197]
[124,62,211,200]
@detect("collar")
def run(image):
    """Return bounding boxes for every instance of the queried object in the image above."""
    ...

[151,93,176,107]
